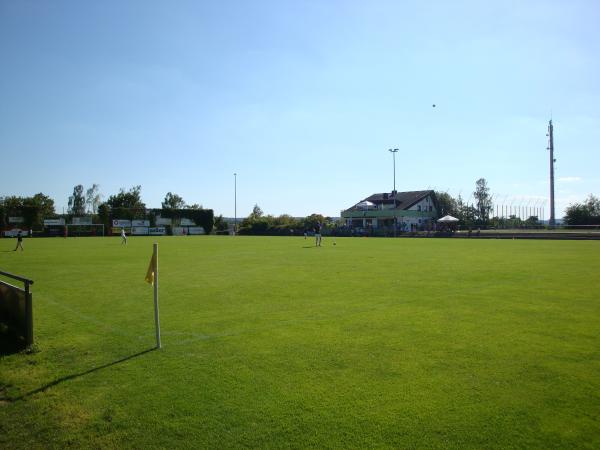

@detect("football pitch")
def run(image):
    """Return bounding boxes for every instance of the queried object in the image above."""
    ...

[1,236,599,448]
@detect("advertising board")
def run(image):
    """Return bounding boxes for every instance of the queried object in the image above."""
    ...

[44,219,65,226]
[112,219,132,228]
[72,217,92,225]
[3,229,24,237]
[131,227,149,235]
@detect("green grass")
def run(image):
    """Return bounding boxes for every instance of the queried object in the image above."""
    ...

[1,236,599,449]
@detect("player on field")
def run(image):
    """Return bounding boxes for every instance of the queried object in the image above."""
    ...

[314,222,322,247]
[14,231,24,251]
[121,228,127,245]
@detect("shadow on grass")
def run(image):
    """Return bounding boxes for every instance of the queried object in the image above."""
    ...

[0,330,30,356]
[2,347,156,402]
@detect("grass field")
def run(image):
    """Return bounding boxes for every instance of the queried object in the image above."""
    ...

[1,236,599,449]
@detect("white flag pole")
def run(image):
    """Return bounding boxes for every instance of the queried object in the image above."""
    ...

[153,242,161,349]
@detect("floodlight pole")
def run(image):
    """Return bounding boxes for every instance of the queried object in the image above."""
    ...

[547,120,556,227]
[234,173,237,235]
[389,148,399,237]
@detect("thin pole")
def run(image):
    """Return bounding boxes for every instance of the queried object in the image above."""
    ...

[389,148,399,237]
[153,243,161,349]
[234,173,237,235]
[548,120,556,227]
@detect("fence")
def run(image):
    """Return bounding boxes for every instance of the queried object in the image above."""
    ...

[0,270,34,347]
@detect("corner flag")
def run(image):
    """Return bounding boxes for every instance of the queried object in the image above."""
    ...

[145,252,157,285]
[145,243,161,349]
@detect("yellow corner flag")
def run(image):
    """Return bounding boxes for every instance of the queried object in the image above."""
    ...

[145,252,157,285]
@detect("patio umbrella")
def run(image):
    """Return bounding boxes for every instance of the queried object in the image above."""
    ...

[356,200,375,210]
[437,215,459,223]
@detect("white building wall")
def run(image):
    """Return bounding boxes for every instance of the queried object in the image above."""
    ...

[407,195,437,215]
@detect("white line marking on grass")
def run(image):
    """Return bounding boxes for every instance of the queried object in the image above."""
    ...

[42,296,147,340]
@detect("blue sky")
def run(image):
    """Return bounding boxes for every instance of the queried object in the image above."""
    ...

[1,0,598,219]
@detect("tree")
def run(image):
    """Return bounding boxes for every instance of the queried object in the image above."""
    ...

[30,193,55,218]
[68,185,86,215]
[454,195,477,228]
[105,185,146,220]
[86,184,102,214]
[473,178,493,226]
[97,202,110,228]
[524,216,540,227]
[435,191,458,217]
[2,196,25,217]
[0,193,56,228]
[106,185,145,209]
[303,214,326,230]
[162,192,186,209]
[250,204,263,219]
[24,193,56,227]
[0,199,5,228]
[214,215,228,232]
[564,194,600,225]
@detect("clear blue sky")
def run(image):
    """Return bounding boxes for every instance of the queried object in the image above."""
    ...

[1,1,599,219]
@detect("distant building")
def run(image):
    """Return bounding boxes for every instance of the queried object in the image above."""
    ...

[341,190,439,231]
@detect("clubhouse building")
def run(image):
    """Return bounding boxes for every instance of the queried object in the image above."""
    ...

[341,190,439,231]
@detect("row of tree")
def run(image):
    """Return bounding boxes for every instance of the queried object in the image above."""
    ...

[564,195,600,226]
[436,179,599,228]
[236,205,335,235]
[2,181,598,230]
[66,185,203,216]
[435,178,496,228]
[0,193,56,229]
[0,185,213,232]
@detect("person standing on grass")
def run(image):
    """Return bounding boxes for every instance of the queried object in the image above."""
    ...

[314,222,322,247]
[14,231,24,251]
[121,228,127,245]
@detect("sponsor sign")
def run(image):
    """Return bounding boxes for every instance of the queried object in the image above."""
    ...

[148,227,166,235]
[112,219,132,228]
[172,227,186,236]
[72,217,92,225]
[112,227,131,235]
[132,226,149,235]
[132,220,150,227]
[3,229,24,237]
[188,227,205,235]
[156,218,171,226]
[8,217,24,224]
[180,218,195,226]
[44,218,65,226]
